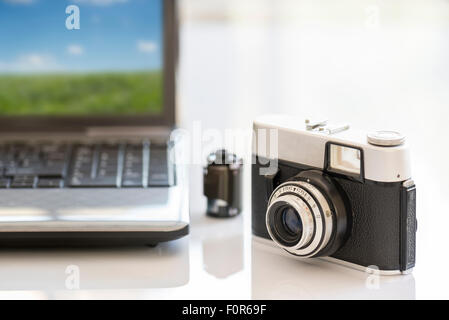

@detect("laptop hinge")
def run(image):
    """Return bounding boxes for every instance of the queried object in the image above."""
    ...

[86,126,172,138]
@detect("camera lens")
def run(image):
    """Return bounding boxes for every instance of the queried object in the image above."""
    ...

[281,207,302,236]
[266,196,314,249]
[265,171,350,258]
[272,205,303,246]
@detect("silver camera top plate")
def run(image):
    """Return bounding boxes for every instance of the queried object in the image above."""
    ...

[253,114,411,183]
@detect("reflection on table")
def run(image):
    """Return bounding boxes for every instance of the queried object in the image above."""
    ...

[251,238,415,300]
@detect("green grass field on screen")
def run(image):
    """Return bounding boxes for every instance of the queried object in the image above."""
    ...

[0,71,163,116]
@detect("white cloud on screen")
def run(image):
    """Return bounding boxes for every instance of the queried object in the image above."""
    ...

[67,45,84,56]
[0,54,62,73]
[137,40,158,54]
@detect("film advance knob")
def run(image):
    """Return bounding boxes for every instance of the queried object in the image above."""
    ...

[367,130,406,147]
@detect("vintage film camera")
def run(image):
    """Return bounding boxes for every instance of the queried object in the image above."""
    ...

[252,115,417,274]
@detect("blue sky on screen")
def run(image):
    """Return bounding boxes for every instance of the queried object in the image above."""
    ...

[0,0,163,73]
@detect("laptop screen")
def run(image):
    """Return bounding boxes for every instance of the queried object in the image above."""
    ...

[0,0,164,117]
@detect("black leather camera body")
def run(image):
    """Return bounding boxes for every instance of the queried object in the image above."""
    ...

[252,115,417,274]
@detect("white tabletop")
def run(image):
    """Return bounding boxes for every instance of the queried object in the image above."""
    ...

[0,19,447,300]
[0,209,417,300]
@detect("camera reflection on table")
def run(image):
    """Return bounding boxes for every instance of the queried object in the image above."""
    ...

[251,238,415,300]
[203,233,243,279]
[188,209,244,279]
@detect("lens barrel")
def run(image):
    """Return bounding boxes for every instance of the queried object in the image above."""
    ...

[265,170,350,258]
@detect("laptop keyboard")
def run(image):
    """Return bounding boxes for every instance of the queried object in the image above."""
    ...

[0,142,174,189]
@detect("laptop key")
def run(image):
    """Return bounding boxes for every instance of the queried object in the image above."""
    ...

[68,143,119,188]
[148,145,173,187]
[4,167,36,176]
[10,175,36,188]
[37,165,66,177]
[2,142,70,179]
[121,144,143,188]
[5,166,66,177]
[37,178,63,188]
[122,177,143,188]
[70,178,117,188]
[69,145,95,186]
[97,147,119,178]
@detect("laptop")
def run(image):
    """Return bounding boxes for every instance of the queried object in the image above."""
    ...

[0,0,189,246]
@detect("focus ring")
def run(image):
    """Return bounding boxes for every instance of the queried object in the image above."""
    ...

[295,181,334,256]
[266,195,315,250]
[266,181,334,258]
